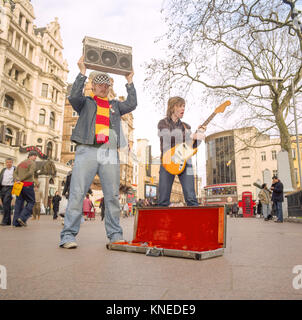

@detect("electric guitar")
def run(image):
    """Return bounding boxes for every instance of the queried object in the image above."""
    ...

[162,100,231,175]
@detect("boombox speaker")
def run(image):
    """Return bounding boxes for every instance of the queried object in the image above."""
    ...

[83,36,132,76]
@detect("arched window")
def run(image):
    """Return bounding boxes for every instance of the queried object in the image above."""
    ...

[3,95,14,110]
[5,128,13,146]
[39,109,46,125]
[49,112,55,129]
[46,141,53,159]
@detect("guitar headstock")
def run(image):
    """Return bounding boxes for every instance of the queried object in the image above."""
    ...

[214,100,231,114]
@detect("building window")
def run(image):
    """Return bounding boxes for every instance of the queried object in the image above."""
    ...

[241,157,250,160]
[72,111,78,117]
[292,148,296,160]
[3,95,14,110]
[261,152,266,161]
[46,142,53,158]
[18,14,23,26]
[25,20,29,33]
[41,83,48,98]
[242,166,250,169]
[14,70,19,81]
[71,125,75,135]
[242,184,252,187]
[273,170,278,177]
[294,168,299,184]
[272,150,277,160]
[49,112,55,129]
[39,109,46,125]
[5,128,14,146]
[70,142,76,152]
[242,175,251,178]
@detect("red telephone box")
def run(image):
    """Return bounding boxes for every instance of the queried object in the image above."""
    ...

[241,191,254,217]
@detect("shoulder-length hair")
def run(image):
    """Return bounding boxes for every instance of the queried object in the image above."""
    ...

[166,96,185,118]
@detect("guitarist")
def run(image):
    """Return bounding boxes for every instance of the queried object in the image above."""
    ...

[157,96,206,206]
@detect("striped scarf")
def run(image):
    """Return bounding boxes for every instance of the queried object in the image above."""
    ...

[92,95,110,144]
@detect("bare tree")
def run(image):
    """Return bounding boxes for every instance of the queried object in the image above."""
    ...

[144,0,302,189]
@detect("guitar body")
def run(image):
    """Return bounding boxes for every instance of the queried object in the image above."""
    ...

[162,143,197,175]
[161,100,231,176]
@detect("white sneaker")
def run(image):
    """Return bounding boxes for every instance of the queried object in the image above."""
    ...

[62,242,77,249]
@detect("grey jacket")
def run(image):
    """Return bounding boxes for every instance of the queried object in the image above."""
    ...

[69,73,137,148]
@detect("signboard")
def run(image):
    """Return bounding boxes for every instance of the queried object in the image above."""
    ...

[145,184,157,198]
[19,146,48,159]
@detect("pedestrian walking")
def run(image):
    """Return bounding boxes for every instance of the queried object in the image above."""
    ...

[99,197,105,221]
[231,202,239,217]
[122,202,129,218]
[258,183,271,221]
[60,55,136,249]
[0,158,15,226]
[12,151,37,227]
[83,194,93,220]
[271,175,284,223]
[52,191,62,220]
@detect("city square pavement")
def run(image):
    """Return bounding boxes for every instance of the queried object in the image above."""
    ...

[0,214,302,300]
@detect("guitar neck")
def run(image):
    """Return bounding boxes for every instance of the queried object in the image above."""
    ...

[201,112,217,128]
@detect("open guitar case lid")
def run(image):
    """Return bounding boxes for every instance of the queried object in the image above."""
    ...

[106,205,227,260]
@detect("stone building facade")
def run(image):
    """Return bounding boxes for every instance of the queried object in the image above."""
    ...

[0,0,69,208]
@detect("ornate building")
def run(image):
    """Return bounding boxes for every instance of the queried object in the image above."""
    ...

[0,0,69,207]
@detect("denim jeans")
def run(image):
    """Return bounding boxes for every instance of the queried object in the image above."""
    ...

[262,203,270,219]
[158,161,198,206]
[273,201,283,222]
[60,144,123,246]
[13,185,35,226]
[0,186,13,225]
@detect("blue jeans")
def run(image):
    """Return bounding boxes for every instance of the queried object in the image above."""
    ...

[262,203,270,219]
[158,161,198,206]
[60,144,123,245]
[0,186,13,225]
[274,201,283,222]
[13,185,35,226]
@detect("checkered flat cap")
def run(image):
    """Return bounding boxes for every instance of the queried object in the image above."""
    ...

[92,72,111,86]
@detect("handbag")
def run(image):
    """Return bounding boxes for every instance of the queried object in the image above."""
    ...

[11,182,24,196]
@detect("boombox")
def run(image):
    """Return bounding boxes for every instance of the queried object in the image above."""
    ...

[83,36,132,76]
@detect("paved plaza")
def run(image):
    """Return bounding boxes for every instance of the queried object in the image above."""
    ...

[0,214,302,300]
